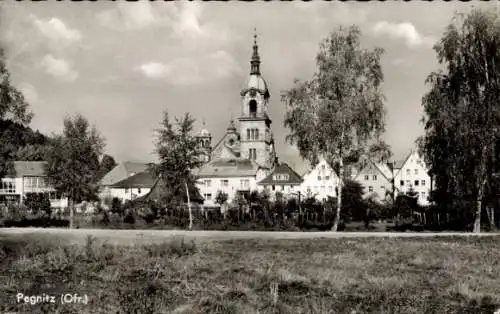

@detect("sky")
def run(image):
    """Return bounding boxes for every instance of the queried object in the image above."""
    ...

[1,1,497,174]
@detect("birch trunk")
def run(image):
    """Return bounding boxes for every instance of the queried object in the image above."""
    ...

[331,157,343,231]
[185,182,193,230]
[69,198,74,229]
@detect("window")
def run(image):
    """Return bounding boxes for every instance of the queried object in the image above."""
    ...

[247,129,250,140]
[421,180,426,186]
[373,175,377,180]
[272,185,275,191]
[1,180,15,193]
[255,129,259,140]
[240,179,250,189]
[138,188,141,194]
[328,186,333,192]
[422,192,426,198]
[273,174,289,181]
[400,180,404,186]
[415,169,419,175]
[125,188,129,193]
[406,169,410,175]
[221,180,229,187]
[368,186,373,192]
[364,175,369,180]
[321,186,325,192]
[249,148,257,160]
[325,176,330,180]
[281,185,284,191]
[415,180,419,186]
[204,193,212,201]
[249,99,257,117]
[318,176,322,181]
[205,180,212,187]
[406,180,411,186]
[321,165,326,171]
[381,186,385,190]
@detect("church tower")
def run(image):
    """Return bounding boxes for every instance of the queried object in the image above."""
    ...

[239,31,275,168]
[196,120,212,162]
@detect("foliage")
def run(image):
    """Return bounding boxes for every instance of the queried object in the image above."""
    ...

[148,111,204,210]
[110,197,123,215]
[23,192,52,216]
[45,114,105,204]
[419,8,500,232]
[97,154,117,181]
[282,25,387,230]
[215,190,228,206]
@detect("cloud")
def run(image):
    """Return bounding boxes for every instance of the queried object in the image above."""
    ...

[31,15,82,42]
[135,50,242,86]
[97,2,162,30]
[372,21,435,48]
[40,55,78,81]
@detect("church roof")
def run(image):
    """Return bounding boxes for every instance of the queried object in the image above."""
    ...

[196,158,258,178]
[247,74,268,93]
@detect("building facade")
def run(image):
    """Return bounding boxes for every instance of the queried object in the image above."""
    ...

[354,157,394,204]
[258,161,303,200]
[196,32,277,209]
[0,161,68,209]
[299,158,340,201]
[392,151,432,206]
[99,161,152,203]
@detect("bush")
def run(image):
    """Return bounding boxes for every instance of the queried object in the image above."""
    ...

[124,211,136,224]
[2,217,69,228]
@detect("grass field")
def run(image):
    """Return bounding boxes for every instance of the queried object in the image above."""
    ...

[1,235,499,314]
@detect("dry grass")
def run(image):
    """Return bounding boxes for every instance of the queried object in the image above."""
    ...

[0,235,499,313]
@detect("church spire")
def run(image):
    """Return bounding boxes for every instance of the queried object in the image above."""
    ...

[250,28,261,75]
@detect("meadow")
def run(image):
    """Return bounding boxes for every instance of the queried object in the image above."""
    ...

[0,234,499,313]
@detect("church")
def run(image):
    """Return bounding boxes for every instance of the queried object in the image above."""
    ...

[195,32,284,209]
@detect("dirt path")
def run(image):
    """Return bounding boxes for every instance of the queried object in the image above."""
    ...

[1,228,499,245]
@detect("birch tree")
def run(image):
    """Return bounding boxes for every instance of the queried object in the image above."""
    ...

[282,26,386,231]
[420,8,500,232]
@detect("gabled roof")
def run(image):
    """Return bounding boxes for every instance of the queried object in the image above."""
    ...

[13,161,47,177]
[196,158,258,178]
[355,158,393,182]
[135,176,204,204]
[109,171,155,188]
[100,161,149,186]
[258,163,303,185]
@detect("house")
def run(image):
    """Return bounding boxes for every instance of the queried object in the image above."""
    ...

[0,161,68,209]
[299,158,340,201]
[392,151,432,206]
[196,32,278,209]
[135,175,204,206]
[107,171,155,203]
[354,157,394,203]
[257,160,303,200]
[99,161,151,202]
[196,157,268,208]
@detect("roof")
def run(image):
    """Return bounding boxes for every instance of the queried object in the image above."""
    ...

[13,161,47,177]
[135,176,204,204]
[258,163,303,185]
[196,158,258,178]
[109,171,156,188]
[247,74,268,92]
[100,161,149,186]
[355,158,393,182]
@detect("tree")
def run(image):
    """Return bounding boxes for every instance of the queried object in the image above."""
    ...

[215,190,228,207]
[282,25,386,231]
[45,114,105,229]
[420,8,500,232]
[24,192,51,217]
[97,154,117,181]
[149,111,204,230]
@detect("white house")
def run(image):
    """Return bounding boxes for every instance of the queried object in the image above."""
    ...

[257,161,303,200]
[99,161,152,203]
[0,161,68,209]
[299,158,340,202]
[354,157,394,203]
[393,151,432,206]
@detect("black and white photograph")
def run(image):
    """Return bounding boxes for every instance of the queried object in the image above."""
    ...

[1,1,500,313]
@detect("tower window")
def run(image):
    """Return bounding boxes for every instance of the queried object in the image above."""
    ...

[255,129,259,140]
[249,148,257,160]
[247,129,250,140]
[249,100,257,117]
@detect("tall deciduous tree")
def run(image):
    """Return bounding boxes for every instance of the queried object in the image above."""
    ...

[149,111,204,229]
[0,47,36,177]
[282,25,386,231]
[420,9,500,233]
[45,114,104,228]
[97,154,117,181]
